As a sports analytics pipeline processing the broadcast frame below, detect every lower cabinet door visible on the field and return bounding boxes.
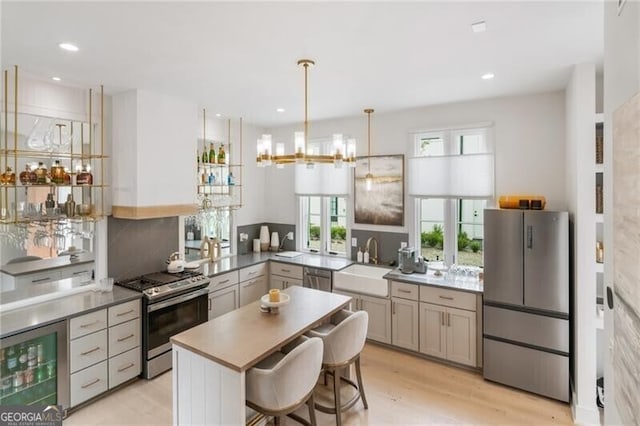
[391,297,419,351]
[419,302,446,359]
[209,285,239,320]
[239,276,268,307]
[109,347,141,389]
[269,275,286,291]
[70,360,108,407]
[360,294,391,344]
[445,307,477,367]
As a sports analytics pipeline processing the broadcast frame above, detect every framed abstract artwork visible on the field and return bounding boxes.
[354,154,404,226]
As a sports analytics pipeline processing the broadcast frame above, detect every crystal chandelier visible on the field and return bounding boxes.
[256,59,356,169]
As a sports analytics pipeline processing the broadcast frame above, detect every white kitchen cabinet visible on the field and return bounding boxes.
[239,275,268,307]
[333,289,391,344]
[392,297,419,351]
[419,299,477,367]
[208,284,239,319]
[391,281,420,351]
[270,261,303,291]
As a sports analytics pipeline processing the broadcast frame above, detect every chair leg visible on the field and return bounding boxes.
[274,415,281,426]
[307,393,317,426]
[355,357,368,410]
[323,370,328,386]
[333,368,342,426]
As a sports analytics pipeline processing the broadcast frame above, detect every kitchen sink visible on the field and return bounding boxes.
[333,264,391,297]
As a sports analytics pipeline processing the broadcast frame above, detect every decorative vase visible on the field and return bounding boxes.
[270,232,279,252]
[259,225,270,252]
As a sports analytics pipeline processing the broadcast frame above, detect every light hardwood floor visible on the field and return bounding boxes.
[65,343,572,425]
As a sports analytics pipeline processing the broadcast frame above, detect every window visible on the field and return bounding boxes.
[299,196,348,256]
[414,127,491,267]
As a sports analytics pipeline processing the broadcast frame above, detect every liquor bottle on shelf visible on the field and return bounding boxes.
[19,164,37,185]
[202,144,208,164]
[1,166,16,185]
[217,144,226,164]
[76,165,93,185]
[1,349,12,396]
[227,172,235,186]
[63,168,71,185]
[208,143,216,164]
[50,160,65,184]
[208,172,215,186]
[35,162,47,185]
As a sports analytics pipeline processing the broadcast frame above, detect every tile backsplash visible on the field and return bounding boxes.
[350,230,409,266]
[237,223,296,254]
[108,216,179,280]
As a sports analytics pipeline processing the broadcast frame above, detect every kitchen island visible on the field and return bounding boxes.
[170,286,351,425]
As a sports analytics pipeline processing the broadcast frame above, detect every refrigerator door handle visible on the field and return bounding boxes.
[526,225,533,249]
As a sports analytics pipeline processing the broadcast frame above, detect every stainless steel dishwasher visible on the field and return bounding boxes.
[303,267,332,292]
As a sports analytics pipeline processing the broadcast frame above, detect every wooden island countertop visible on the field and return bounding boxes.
[171,286,351,372]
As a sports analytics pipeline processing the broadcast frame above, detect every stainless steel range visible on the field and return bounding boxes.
[116,270,210,379]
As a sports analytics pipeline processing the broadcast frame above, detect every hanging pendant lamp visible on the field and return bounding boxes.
[364,108,375,191]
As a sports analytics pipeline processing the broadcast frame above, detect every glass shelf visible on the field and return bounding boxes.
[0,184,109,189]
[1,149,108,160]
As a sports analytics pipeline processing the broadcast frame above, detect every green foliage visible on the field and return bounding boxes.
[470,240,481,253]
[457,231,470,251]
[421,224,443,249]
[309,225,320,240]
[331,226,347,241]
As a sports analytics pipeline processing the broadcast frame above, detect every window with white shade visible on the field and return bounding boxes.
[299,196,348,255]
[411,126,493,267]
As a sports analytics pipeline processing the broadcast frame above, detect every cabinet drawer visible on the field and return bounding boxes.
[70,360,108,407]
[391,281,419,300]
[270,262,303,279]
[61,263,94,280]
[108,347,141,389]
[16,270,62,286]
[70,309,107,340]
[108,318,141,358]
[70,329,108,374]
[208,271,239,291]
[420,286,476,311]
[239,262,268,282]
[108,300,140,326]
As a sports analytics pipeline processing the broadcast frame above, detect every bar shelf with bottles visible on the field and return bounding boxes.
[1,333,58,406]
[0,66,107,225]
[195,113,243,209]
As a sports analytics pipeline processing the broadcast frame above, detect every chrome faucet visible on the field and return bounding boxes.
[366,237,379,264]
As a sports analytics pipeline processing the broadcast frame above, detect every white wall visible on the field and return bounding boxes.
[262,91,567,236]
[603,1,640,424]
[565,63,598,425]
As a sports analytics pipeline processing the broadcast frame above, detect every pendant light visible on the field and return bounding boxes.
[364,108,374,191]
[256,59,356,168]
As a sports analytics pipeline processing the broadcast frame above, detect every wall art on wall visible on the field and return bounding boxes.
[354,154,404,226]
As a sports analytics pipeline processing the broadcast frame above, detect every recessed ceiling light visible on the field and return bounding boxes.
[215,113,222,117]
[51,77,61,81]
[276,108,285,113]
[471,21,487,33]
[481,73,495,80]
[58,42,79,52]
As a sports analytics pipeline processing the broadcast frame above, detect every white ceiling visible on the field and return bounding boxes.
[2,1,603,127]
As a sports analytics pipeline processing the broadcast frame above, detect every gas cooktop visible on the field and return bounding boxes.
[116,270,209,301]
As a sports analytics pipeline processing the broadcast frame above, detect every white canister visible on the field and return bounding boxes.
[270,232,280,251]
[253,239,261,253]
[259,225,270,252]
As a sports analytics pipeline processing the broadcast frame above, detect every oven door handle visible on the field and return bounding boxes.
[147,287,210,312]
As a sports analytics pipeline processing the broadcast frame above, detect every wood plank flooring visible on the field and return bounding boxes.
[65,343,572,425]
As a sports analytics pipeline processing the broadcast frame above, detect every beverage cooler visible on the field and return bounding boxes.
[1,321,68,408]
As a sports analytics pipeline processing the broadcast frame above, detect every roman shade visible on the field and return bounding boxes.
[294,163,350,196]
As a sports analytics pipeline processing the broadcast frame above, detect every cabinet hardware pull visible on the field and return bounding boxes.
[80,346,101,356]
[441,312,444,326]
[81,378,101,389]
[79,320,100,328]
[281,269,291,273]
[118,363,135,372]
[219,279,230,284]
[117,334,135,342]
[447,313,451,327]
[248,271,257,275]
[116,309,134,317]
[392,301,396,315]
[72,270,89,275]
[398,289,411,294]
[438,295,454,300]
[208,298,212,311]
[32,277,51,283]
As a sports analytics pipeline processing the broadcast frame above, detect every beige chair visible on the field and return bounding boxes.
[246,336,323,426]
[307,309,369,426]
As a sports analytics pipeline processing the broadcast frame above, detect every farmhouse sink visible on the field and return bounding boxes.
[333,264,391,297]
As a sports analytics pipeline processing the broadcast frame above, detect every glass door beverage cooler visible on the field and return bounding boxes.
[0,321,68,409]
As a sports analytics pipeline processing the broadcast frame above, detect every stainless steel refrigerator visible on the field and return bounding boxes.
[483,208,569,402]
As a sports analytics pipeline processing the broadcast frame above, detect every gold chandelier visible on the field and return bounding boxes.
[256,59,356,169]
